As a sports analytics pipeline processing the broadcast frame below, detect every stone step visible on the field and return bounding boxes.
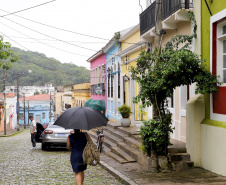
[168,153,191,163]
[88,130,117,149]
[107,122,122,129]
[105,151,129,164]
[103,130,123,144]
[124,136,141,151]
[105,127,127,142]
[117,142,151,170]
[171,161,194,171]
[111,146,136,163]
[168,147,187,153]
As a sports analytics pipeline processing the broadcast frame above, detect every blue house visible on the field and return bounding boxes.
[19,94,54,125]
[103,28,134,121]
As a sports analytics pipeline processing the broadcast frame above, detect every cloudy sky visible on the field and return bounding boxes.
[0,0,145,69]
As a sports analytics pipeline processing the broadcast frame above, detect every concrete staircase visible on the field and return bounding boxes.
[88,121,194,171]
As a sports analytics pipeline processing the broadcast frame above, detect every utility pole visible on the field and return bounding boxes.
[23,94,26,129]
[3,70,6,135]
[49,92,51,123]
[16,74,20,131]
[27,100,29,126]
[151,0,163,173]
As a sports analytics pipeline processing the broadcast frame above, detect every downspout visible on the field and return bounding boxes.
[204,0,212,16]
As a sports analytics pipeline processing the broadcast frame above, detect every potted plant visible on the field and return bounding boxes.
[118,104,132,127]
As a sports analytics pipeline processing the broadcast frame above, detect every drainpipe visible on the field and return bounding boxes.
[204,0,212,16]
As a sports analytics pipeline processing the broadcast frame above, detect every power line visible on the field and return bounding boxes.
[0,8,109,41]
[0,0,57,17]
[0,31,102,78]
[0,21,90,57]
[2,16,98,52]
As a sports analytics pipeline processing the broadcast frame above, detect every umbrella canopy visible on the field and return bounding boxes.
[54,107,108,130]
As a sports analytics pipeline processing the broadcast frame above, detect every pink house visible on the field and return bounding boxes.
[87,50,107,113]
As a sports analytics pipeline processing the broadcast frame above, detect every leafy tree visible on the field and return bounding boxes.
[130,12,221,157]
[0,47,90,86]
[34,91,40,95]
[0,36,18,70]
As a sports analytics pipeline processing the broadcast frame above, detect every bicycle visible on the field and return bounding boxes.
[96,129,104,153]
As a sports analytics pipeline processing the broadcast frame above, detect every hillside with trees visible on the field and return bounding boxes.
[1,47,90,87]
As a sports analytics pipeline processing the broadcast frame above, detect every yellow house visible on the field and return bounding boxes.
[72,83,91,107]
[118,24,149,126]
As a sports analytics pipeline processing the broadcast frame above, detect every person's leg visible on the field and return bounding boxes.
[31,133,36,147]
[81,171,85,184]
[75,172,83,185]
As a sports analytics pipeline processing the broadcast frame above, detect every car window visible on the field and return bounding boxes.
[47,125,63,129]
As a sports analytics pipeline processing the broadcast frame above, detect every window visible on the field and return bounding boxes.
[210,9,226,120]
[118,62,120,99]
[223,40,226,83]
[108,74,110,98]
[111,67,113,98]
[42,113,45,119]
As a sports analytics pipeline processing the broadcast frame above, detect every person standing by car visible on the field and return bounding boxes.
[29,116,37,149]
[67,129,91,185]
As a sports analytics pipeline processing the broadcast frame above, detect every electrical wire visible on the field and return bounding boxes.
[0,31,103,78]
[0,8,109,41]
[0,0,57,18]
[2,16,98,52]
[0,8,142,46]
[0,21,90,57]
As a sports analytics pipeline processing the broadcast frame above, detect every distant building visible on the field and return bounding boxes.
[63,84,73,110]
[72,83,91,107]
[0,93,17,131]
[19,94,54,125]
[5,83,55,97]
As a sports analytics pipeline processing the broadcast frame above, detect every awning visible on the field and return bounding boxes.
[85,99,105,111]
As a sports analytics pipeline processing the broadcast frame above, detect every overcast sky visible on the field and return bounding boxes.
[0,0,145,69]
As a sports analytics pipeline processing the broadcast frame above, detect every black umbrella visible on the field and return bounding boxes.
[54,107,108,130]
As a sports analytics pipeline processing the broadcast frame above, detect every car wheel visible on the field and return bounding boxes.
[42,143,47,150]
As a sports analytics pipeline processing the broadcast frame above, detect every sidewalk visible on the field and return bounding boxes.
[0,125,27,137]
[98,120,226,185]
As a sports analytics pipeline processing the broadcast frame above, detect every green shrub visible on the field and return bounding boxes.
[118,104,132,118]
[140,113,173,156]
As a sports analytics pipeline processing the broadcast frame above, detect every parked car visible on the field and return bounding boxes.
[41,124,74,150]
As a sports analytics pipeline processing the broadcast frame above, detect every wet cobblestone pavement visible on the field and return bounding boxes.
[0,129,124,185]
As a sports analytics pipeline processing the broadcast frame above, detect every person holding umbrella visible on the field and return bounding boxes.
[54,106,108,184]
[67,129,92,185]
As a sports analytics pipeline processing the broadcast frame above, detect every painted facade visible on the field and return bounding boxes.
[0,93,17,131]
[186,0,226,177]
[103,37,122,121]
[19,94,54,125]
[54,91,64,120]
[140,0,195,142]
[119,25,149,126]
[63,84,73,109]
[87,50,107,112]
[72,83,91,107]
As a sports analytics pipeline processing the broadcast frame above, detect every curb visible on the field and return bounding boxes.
[0,129,27,137]
[99,160,139,185]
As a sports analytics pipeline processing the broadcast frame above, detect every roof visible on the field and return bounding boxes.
[0,93,16,98]
[19,94,54,101]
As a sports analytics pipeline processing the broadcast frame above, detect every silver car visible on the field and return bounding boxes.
[41,124,73,150]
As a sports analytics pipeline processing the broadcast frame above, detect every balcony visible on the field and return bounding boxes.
[140,0,194,36]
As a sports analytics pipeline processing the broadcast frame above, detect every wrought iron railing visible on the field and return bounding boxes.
[140,1,156,36]
[140,0,194,36]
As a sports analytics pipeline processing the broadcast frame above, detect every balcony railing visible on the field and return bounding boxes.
[140,0,194,36]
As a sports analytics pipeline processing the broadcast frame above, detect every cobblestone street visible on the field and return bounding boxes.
[0,129,124,185]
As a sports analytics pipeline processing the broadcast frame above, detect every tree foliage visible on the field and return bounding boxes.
[130,12,221,156]
[0,47,90,87]
[0,36,18,70]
